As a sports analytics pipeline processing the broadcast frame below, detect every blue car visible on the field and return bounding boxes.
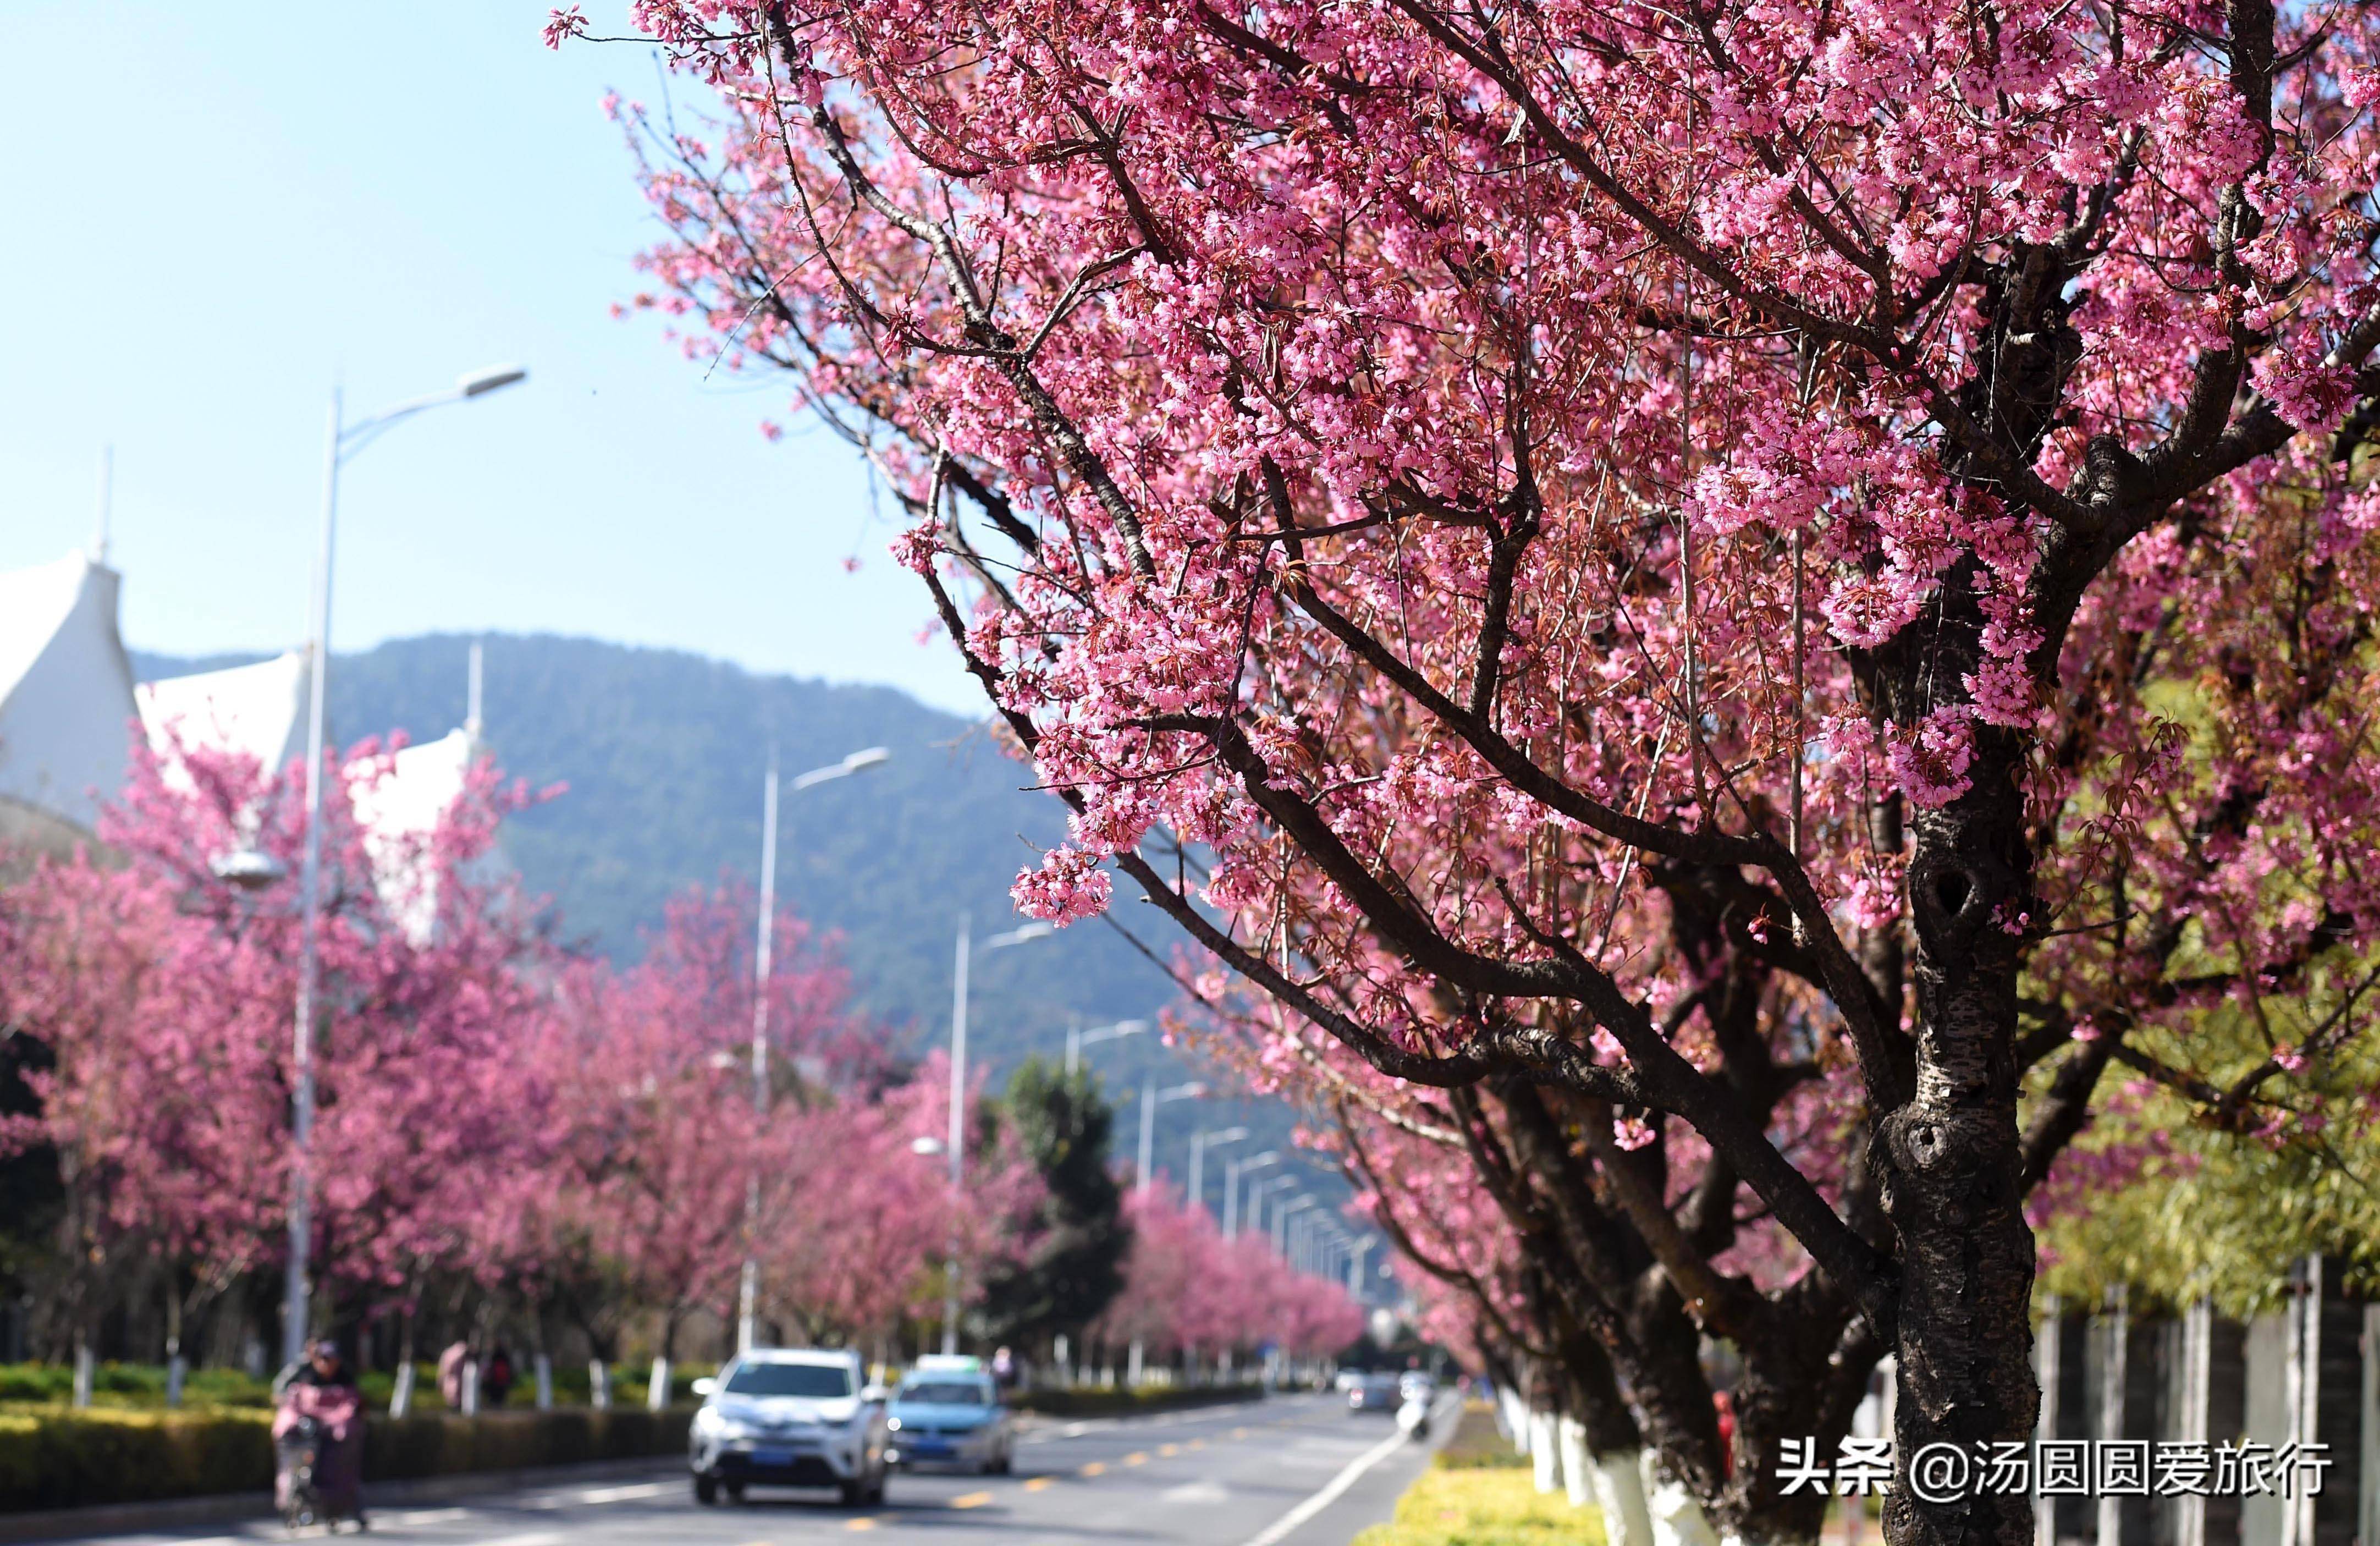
[884,1358,1015,1474]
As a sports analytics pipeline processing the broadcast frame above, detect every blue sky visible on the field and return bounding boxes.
[0,3,979,715]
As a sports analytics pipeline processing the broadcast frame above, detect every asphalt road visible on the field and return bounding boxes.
[48,1392,1451,1546]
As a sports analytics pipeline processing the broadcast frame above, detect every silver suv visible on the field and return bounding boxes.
[688,1349,890,1507]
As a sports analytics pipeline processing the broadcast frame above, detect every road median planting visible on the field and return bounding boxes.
[1353,1402,1595,1546]
[0,1405,691,1514]
[1009,1383,1265,1419]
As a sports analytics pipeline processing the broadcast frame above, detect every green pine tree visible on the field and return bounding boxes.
[977,1057,1130,1358]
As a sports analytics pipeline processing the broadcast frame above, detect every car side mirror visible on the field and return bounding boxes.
[691,1377,717,1398]
[861,1384,888,1403]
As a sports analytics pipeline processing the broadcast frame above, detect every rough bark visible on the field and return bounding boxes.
[1877,730,2040,1545]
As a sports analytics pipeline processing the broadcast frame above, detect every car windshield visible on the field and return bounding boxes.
[899,1380,992,1406]
[723,1361,853,1398]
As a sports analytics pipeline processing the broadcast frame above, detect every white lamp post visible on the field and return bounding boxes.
[1136,1079,1206,1192]
[941,917,1052,1354]
[1187,1127,1248,1218]
[1224,1151,1278,1239]
[1249,1175,1296,1245]
[1347,1236,1375,1297]
[1275,1194,1316,1256]
[283,364,525,1369]
[736,746,890,1354]
[1065,1017,1149,1075]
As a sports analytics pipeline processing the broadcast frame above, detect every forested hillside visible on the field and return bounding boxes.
[136,636,1170,1081]
[129,633,1352,1260]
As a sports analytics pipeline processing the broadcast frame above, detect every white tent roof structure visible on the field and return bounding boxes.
[139,650,497,944]
[0,537,503,928]
[0,551,140,854]
[350,726,505,944]
[135,649,310,780]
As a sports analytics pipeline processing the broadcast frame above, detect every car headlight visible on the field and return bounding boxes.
[885,1416,902,1432]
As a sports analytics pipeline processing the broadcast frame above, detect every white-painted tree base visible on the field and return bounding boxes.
[1529,1409,1561,1493]
[1558,1416,1594,1508]
[1588,1447,1658,1546]
[1639,1449,1722,1546]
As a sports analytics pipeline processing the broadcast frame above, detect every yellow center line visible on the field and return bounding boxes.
[951,1491,995,1510]
[1023,1476,1056,1492]
[1187,1439,1206,1450]
[1229,1427,1251,1439]
[1080,1461,1107,1476]
[1123,1451,1149,1466]
[1159,1443,1179,1457]
[844,1521,878,1533]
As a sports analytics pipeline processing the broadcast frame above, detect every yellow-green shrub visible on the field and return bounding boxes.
[0,1406,692,1514]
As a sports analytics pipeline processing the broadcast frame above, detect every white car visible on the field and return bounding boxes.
[688,1349,890,1507]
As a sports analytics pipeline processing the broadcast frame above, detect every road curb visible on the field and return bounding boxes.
[0,1454,681,1543]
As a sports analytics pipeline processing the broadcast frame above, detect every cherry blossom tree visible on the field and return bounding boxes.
[757,1053,1045,1346]
[575,0,2380,1538]
[0,731,559,1363]
[1093,1185,1363,1366]
[542,888,1038,1365]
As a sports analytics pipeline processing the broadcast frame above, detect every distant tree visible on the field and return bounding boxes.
[2031,985,2380,1316]
[974,1058,1129,1358]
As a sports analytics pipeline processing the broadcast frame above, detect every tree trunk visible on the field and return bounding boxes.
[1722,1306,1878,1544]
[390,1286,419,1417]
[164,1289,186,1410]
[1879,741,2038,1546]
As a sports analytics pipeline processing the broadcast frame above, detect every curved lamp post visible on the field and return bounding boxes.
[283,364,525,1369]
[736,745,891,1354]
[941,918,1052,1354]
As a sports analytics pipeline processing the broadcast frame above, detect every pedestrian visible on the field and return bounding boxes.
[273,1338,368,1528]
[991,1345,1018,1390]
[438,1340,470,1410]
[483,1345,516,1408]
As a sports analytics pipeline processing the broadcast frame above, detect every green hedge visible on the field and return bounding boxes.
[0,1363,271,1409]
[0,1406,692,1514]
[1009,1383,1265,1418]
[0,1360,707,1415]
[363,1408,692,1483]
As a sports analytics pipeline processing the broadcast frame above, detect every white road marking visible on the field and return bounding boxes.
[1161,1479,1231,1504]
[386,1506,471,1525]
[569,1481,673,1503]
[465,1533,565,1546]
[1234,1402,1446,1546]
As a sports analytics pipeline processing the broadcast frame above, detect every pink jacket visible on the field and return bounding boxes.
[273,1380,363,1445]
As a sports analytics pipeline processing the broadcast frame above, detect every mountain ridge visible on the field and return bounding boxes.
[132,634,1169,1077]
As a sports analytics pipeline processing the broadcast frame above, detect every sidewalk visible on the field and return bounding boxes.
[0,1455,680,1544]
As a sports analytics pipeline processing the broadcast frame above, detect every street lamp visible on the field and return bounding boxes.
[1065,1017,1149,1075]
[941,916,1053,1354]
[1136,1079,1206,1192]
[737,745,892,1354]
[1275,1194,1317,1256]
[1250,1175,1296,1244]
[282,362,526,1369]
[1187,1127,1248,1218]
[212,849,288,890]
[1346,1236,1375,1297]
[1224,1151,1278,1239]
